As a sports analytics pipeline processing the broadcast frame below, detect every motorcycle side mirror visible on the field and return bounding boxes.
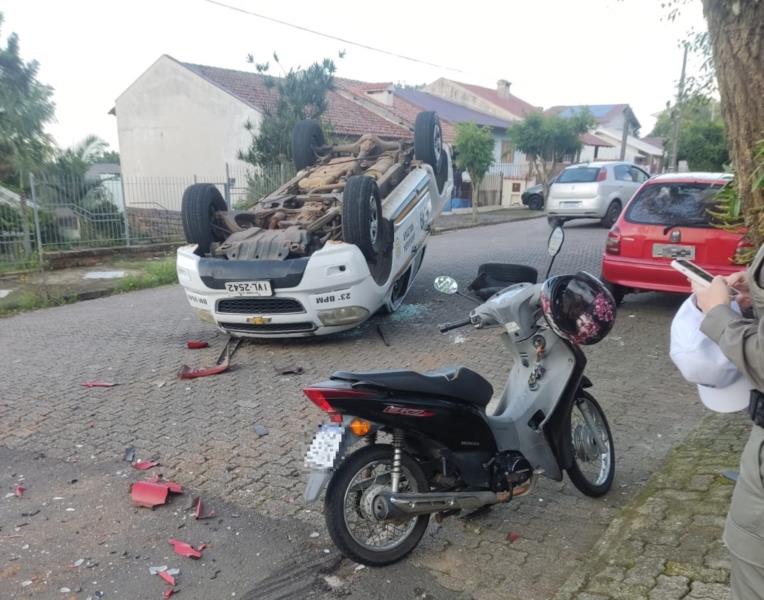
[434,275,459,295]
[547,226,564,257]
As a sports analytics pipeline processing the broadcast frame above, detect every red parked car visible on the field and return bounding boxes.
[601,172,746,304]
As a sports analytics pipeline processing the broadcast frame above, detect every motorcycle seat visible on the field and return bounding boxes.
[331,366,493,408]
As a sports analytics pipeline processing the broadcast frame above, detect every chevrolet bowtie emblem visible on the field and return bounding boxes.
[247,316,271,325]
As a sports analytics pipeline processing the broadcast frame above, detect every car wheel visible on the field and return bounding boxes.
[527,194,544,211]
[435,151,448,193]
[181,183,229,255]
[414,111,443,171]
[292,120,326,171]
[342,176,386,262]
[604,280,627,306]
[601,200,622,229]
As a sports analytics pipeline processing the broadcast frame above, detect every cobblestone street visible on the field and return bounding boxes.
[0,218,721,599]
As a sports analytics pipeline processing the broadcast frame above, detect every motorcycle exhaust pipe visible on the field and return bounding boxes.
[374,490,511,520]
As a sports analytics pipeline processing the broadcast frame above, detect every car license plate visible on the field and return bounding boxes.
[652,244,695,259]
[305,424,345,470]
[224,281,272,296]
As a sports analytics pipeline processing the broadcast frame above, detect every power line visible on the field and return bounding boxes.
[203,0,465,73]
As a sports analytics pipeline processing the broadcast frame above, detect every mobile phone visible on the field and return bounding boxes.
[671,259,714,287]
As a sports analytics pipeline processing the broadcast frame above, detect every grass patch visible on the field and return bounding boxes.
[115,258,177,292]
[0,289,78,316]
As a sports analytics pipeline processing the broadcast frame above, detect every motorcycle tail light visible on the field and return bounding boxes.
[606,226,621,255]
[303,387,374,423]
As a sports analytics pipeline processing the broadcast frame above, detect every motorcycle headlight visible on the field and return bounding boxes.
[317,306,370,326]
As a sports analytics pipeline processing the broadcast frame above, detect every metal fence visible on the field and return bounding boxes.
[0,163,293,272]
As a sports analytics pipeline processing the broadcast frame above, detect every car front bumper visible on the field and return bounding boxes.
[176,243,386,337]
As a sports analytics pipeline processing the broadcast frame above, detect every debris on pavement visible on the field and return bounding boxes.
[507,531,521,543]
[168,538,205,559]
[131,460,159,471]
[163,589,177,599]
[254,424,269,437]
[148,474,183,494]
[130,481,169,508]
[14,484,25,497]
[376,324,391,347]
[158,570,176,586]
[186,340,209,349]
[178,355,230,379]
[80,380,119,388]
[192,497,215,520]
[274,364,304,376]
[123,447,136,463]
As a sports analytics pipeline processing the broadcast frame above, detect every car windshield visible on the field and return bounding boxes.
[625,182,724,226]
[557,167,600,183]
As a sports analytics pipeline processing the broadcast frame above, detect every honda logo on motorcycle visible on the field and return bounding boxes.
[383,405,435,417]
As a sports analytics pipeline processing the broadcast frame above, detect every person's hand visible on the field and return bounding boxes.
[692,276,731,313]
[726,271,753,310]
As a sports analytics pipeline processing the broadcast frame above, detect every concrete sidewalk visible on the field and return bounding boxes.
[433,207,544,233]
[555,413,749,600]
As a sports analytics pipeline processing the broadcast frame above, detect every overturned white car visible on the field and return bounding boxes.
[176,111,453,337]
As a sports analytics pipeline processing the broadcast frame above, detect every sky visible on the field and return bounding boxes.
[1,0,708,151]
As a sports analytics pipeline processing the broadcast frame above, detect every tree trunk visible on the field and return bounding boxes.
[471,177,481,224]
[702,0,764,248]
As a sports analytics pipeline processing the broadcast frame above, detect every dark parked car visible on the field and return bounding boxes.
[521,175,558,211]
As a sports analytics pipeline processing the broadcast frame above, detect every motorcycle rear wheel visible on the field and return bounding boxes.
[324,444,430,566]
[565,392,615,497]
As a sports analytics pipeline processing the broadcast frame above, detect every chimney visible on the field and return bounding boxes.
[496,79,512,99]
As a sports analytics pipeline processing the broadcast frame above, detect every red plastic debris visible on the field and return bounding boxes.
[131,460,159,471]
[80,380,118,388]
[148,474,184,494]
[168,538,204,559]
[163,589,177,599]
[193,497,215,520]
[158,570,176,586]
[130,481,169,508]
[507,531,521,543]
[186,340,209,349]
[15,485,25,497]
[177,356,230,380]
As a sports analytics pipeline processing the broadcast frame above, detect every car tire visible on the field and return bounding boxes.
[527,194,544,211]
[292,119,325,171]
[601,200,622,229]
[414,111,443,171]
[181,183,228,255]
[604,280,627,306]
[342,175,385,262]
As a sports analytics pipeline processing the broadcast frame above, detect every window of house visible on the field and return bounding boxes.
[500,140,514,163]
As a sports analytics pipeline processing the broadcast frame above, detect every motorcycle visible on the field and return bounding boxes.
[302,227,616,566]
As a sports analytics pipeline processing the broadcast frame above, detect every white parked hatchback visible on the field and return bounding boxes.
[546,161,650,228]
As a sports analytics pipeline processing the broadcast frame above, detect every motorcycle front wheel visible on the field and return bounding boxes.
[565,392,615,497]
[324,444,430,566]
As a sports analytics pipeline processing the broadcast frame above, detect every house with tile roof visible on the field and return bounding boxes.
[110,55,412,196]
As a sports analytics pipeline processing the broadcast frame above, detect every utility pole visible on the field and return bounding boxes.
[668,44,688,173]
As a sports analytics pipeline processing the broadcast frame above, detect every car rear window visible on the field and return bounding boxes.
[557,167,600,183]
[625,182,724,226]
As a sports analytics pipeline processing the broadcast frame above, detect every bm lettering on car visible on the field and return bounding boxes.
[382,405,435,417]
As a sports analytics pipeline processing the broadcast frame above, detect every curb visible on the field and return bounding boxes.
[432,212,545,235]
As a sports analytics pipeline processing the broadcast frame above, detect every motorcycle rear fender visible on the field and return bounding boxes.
[304,419,363,504]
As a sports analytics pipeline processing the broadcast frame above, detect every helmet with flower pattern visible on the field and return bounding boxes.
[540,272,616,345]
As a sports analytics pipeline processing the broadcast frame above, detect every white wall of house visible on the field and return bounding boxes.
[114,56,259,206]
